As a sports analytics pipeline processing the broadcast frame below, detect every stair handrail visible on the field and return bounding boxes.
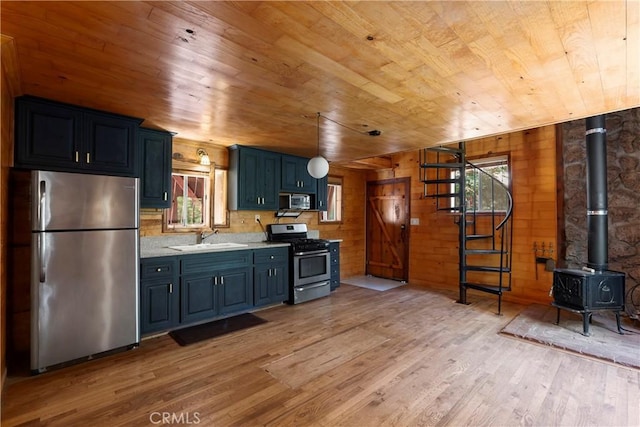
[464,160,513,231]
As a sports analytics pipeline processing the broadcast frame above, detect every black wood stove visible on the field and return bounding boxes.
[552,115,625,336]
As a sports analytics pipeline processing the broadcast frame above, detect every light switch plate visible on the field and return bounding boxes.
[410,218,419,225]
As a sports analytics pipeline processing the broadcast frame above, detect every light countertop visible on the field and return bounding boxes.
[141,241,290,258]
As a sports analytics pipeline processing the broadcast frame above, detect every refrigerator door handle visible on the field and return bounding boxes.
[38,180,46,231]
[38,234,46,283]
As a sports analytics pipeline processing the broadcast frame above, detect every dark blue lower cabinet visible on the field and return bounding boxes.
[254,263,288,307]
[141,280,179,334]
[218,268,253,315]
[181,267,253,322]
[330,242,341,291]
[140,257,179,335]
[181,274,218,324]
[141,248,286,335]
[254,247,288,307]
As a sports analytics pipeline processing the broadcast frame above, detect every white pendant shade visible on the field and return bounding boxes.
[307,155,329,179]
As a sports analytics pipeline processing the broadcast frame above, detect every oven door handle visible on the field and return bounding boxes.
[295,281,330,291]
[293,249,329,256]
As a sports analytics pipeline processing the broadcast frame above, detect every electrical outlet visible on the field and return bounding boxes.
[254,214,260,223]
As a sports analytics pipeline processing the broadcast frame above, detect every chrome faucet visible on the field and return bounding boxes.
[199,229,219,243]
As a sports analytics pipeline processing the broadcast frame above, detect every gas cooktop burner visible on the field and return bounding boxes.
[266,223,329,252]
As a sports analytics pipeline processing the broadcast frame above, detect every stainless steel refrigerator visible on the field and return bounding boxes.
[29,170,140,373]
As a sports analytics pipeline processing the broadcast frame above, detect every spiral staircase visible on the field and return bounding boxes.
[420,142,514,314]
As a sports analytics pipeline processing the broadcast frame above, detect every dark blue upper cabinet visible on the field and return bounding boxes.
[14,96,142,177]
[281,154,315,194]
[139,128,172,208]
[228,145,280,210]
[316,175,328,211]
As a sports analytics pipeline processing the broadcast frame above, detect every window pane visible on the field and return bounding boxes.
[186,176,205,224]
[166,171,210,229]
[321,179,342,222]
[451,155,509,212]
[467,157,509,212]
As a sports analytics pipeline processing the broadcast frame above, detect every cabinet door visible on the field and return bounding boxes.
[84,111,139,176]
[218,267,253,315]
[260,151,280,209]
[281,155,300,192]
[238,148,261,209]
[271,262,288,302]
[281,154,314,193]
[316,175,328,211]
[181,274,218,323]
[14,97,82,170]
[141,280,179,334]
[139,128,172,208]
[253,264,272,307]
[254,262,287,307]
[297,159,315,192]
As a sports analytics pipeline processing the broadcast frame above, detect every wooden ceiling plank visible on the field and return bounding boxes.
[187,1,282,45]
[1,1,637,162]
[626,0,640,104]
[275,34,403,105]
[559,18,606,114]
[1,35,22,97]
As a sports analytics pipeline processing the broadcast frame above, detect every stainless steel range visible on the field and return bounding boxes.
[267,223,331,304]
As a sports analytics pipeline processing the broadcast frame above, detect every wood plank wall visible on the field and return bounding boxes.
[367,125,558,305]
[1,36,20,390]
[140,138,368,279]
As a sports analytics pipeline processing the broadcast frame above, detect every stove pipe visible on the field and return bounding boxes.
[585,115,608,272]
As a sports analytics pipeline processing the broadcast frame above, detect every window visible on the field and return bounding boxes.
[320,176,343,222]
[165,171,210,229]
[451,155,510,212]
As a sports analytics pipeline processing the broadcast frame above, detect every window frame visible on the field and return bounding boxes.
[164,168,211,231]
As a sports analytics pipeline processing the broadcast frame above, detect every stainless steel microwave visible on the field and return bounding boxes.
[279,193,311,210]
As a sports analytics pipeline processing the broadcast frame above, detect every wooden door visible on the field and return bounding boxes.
[366,178,410,281]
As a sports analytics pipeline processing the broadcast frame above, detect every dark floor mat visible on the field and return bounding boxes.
[169,313,267,346]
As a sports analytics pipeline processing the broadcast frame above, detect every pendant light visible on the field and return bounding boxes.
[307,112,330,179]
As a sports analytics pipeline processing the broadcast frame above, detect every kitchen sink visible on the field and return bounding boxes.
[168,242,249,251]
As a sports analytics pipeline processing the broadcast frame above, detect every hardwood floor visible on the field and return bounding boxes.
[2,284,639,426]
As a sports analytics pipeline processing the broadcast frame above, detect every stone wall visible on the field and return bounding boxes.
[561,108,640,313]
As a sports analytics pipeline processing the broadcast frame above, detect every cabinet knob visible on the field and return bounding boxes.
[270,255,274,259]
[156,267,162,272]
[86,152,91,163]
[163,192,168,201]
[75,151,79,163]
[169,283,173,293]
